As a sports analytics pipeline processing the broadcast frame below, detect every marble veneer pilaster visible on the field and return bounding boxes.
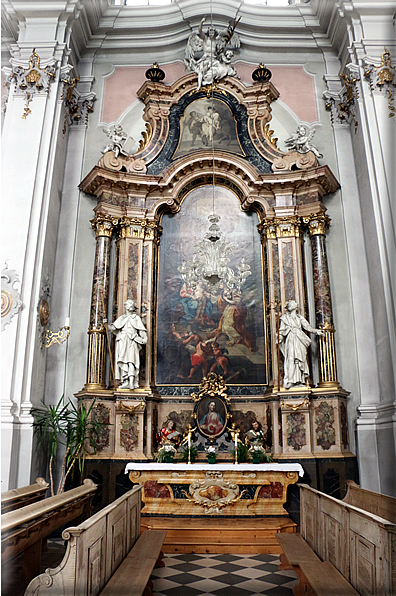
[86,213,117,389]
[304,214,339,389]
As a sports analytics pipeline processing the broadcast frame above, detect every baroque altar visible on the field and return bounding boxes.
[126,462,303,516]
[77,35,358,510]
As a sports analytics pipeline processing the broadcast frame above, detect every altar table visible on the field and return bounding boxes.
[125,463,303,516]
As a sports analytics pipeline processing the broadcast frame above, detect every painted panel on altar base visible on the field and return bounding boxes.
[156,185,267,386]
[173,98,243,160]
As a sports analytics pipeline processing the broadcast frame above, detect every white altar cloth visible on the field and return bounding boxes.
[125,462,304,477]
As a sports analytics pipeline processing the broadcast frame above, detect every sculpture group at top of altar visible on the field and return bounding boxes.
[278,300,324,390]
[107,299,147,390]
[185,17,240,90]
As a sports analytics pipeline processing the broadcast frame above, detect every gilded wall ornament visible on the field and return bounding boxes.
[61,76,96,134]
[364,48,396,119]
[324,66,360,131]
[1,263,23,331]
[2,49,57,119]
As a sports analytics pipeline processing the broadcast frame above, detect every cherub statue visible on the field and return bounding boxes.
[185,17,240,91]
[284,125,323,159]
[102,124,129,158]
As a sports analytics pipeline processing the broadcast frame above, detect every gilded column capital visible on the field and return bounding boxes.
[303,214,331,236]
[118,216,162,241]
[258,216,302,239]
[90,213,118,238]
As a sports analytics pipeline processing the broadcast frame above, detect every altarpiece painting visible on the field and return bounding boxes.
[156,185,267,386]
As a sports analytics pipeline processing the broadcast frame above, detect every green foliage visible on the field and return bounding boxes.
[231,441,249,463]
[32,396,106,495]
[178,446,198,462]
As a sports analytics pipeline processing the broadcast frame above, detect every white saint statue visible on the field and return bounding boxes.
[107,299,147,390]
[278,300,324,389]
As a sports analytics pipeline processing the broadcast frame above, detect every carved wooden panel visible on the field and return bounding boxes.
[350,534,376,596]
[323,513,340,568]
[87,536,104,596]
[105,501,127,580]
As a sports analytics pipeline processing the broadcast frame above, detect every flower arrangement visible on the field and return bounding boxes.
[205,446,217,464]
[249,444,272,464]
[155,444,176,463]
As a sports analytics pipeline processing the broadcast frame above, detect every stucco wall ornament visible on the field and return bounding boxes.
[101,124,130,158]
[324,67,360,131]
[61,76,96,134]
[364,48,396,119]
[2,49,56,119]
[185,17,240,91]
[1,262,23,331]
[272,125,322,172]
[284,126,323,159]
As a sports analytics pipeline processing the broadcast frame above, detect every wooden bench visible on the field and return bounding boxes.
[1,478,49,514]
[277,533,359,596]
[25,485,144,595]
[99,529,167,596]
[1,479,96,582]
[343,479,396,524]
[300,483,396,596]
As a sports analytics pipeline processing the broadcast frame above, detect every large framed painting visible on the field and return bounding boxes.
[172,98,244,160]
[156,185,267,386]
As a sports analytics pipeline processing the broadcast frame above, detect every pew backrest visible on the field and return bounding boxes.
[343,479,396,524]
[1,478,49,514]
[25,485,142,596]
[300,483,396,596]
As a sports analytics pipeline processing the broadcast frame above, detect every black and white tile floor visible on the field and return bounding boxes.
[151,553,297,596]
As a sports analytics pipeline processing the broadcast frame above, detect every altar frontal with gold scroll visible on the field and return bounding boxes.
[126,462,303,516]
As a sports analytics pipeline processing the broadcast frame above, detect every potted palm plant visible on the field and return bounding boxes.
[32,396,104,496]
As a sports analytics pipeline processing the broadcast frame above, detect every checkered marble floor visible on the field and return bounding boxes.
[151,553,297,596]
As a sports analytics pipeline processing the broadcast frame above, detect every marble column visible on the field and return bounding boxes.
[86,213,118,389]
[259,215,307,390]
[304,214,339,388]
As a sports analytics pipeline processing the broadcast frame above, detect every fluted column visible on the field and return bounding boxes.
[86,213,118,389]
[304,213,339,388]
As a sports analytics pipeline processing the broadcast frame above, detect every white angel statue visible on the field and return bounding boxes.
[185,17,240,91]
[102,124,129,158]
[284,125,323,159]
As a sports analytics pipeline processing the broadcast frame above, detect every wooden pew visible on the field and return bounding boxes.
[99,529,167,596]
[25,485,145,595]
[277,533,359,596]
[1,478,49,514]
[343,479,396,524]
[299,483,396,596]
[1,479,96,582]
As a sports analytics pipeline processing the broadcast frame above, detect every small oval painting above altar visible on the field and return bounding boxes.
[196,396,227,439]
[172,98,244,160]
